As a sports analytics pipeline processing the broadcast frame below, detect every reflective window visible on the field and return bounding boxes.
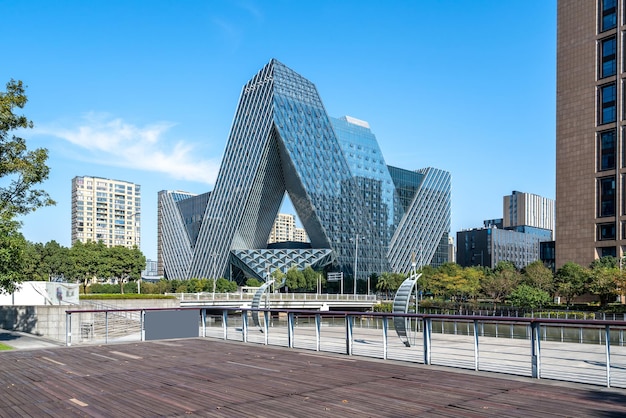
[598,130,616,170]
[598,176,616,217]
[600,37,616,78]
[601,0,617,32]
[599,246,617,258]
[600,84,617,124]
[598,222,616,240]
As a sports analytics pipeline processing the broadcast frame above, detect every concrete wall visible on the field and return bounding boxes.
[0,298,180,342]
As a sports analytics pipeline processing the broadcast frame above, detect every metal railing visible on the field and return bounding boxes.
[165,292,377,302]
[64,307,626,388]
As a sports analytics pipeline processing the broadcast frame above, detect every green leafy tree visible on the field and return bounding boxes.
[481,262,521,303]
[302,266,318,292]
[588,266,618,307]
[508,284,551,309]
[521,260,554,294]
[69,241,107,293]
[246,278,263,288]
[285,266,305,291]
[554,262,589,306]
[0,80,54,217]
[22,241,46,281]
[0,215,27,293]
[589,256,618,269]
[375,272,394,299]
[108,246,146,294]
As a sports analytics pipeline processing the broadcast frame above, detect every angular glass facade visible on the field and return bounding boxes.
[159,59,451,281]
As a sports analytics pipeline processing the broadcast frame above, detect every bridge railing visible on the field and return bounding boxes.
[166,292,377,302]
[64,307,626,389]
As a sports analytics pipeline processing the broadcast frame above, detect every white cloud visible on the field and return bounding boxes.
[36,113,220,185]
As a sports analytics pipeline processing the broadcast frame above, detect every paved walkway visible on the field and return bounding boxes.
[0,329,62,350]
[0,338,625,417]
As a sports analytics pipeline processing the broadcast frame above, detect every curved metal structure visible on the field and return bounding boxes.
[251,280,275,331]
[392,273,421,347]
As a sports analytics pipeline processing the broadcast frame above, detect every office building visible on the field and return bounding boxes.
[556,1,623,267]
[159,59,450,282]
[504,191,555,235]
[457,191,554,269]
[71,176,141,249]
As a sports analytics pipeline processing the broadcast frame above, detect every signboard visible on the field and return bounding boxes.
[327,272,343,282]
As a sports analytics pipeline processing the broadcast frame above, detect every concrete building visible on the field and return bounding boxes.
[504,190,555,236]
[159,59,451,282]
[457,191,554,269]
[71,176,141,249]
[268,213,309,244]
[556,0,622,267]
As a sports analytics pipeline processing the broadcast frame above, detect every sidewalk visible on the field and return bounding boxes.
[0,329,63,350]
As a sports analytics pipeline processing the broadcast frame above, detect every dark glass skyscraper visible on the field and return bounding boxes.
[159,59,450,282]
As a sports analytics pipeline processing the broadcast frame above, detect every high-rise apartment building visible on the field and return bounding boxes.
[71,176,141,249]
[268,213,309,244]
[557,1,622,267]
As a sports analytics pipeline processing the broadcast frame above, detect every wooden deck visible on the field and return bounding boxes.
[0,338,624,417]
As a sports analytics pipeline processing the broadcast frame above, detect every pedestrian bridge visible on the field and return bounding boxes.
[167,292,379,311]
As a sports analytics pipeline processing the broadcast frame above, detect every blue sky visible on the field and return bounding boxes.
[2,1,556,261]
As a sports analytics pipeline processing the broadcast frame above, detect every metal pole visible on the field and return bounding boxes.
[474,320,479,371]
[354,234,359,296]
[315,314,321,352]
[66,312,71,346]
[382,316,388,360]
[423,317,432,365]
[606,325,611,387]
[201,309,206,338]
[105,311,109,344]
[346,315,354,355]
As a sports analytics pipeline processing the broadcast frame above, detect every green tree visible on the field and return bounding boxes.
[108,246,146,294]
[246,278,263,288]
[0,80,54,217]
[69,241,107,293]
[588,266,619,307]
[521,260,554,294]
[554,262,589,306]
[0,215,27,293]
[375,272,394,299]
[481,262,521,303]
[508,284,551,309]
[302,266,318,292]
[285,266,305,291]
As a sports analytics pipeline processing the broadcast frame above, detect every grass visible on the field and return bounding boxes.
[0,343,13,351]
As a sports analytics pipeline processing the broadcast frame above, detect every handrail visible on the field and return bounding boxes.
[64,306,626,389]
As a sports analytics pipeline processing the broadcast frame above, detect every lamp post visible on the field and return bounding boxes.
[211,252,218,299]
[351,234,366,296]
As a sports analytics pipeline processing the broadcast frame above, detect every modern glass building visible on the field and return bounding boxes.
[159,59,450,282]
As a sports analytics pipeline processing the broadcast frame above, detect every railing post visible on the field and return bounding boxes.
[346,315,353,355]
[242,310,248,343]
[288,312,295,349]
[474,320,479,371]
[382,316,388,360]
[222,310,228,340]
[201,309,206,338]
[105,311,109,344]
[140,310,145,342]
[315,314,321,352]
[264,310,270,345]
[606,325,611,388]
[531,321,540,379]
[66,312,71,346]
[423,317,432,365]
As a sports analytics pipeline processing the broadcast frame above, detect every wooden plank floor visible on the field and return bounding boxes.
[0,338,624,417]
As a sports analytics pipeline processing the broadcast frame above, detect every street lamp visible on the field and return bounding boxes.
[211,252,219,299]
[351,234,366,296]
